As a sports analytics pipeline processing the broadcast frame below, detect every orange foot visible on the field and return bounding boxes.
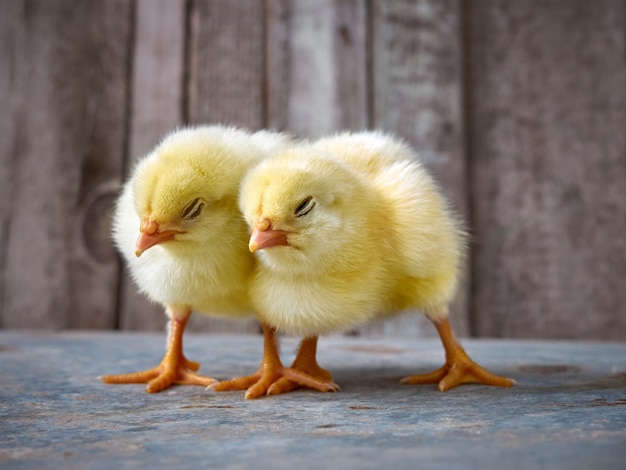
[101,353,216,393]
[264,336,337,396]
[212,328,339,399]
[401,317,515,391]
[100,310,216,393]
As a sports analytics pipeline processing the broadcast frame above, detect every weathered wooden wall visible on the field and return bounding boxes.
[465,0,626,339]
[1,0,132,331]
[0,0,624,340]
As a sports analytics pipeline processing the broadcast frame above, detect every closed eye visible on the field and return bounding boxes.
[182,198,204,219]
[294,196,315,217]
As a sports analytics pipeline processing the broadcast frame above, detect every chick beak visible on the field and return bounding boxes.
[135,219,181,257]
[249,218,289,253]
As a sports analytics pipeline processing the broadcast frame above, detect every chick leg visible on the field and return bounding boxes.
[401,316,515,391]
[266,336,335,396]
[212,324,339,399]
[101,306,216,393]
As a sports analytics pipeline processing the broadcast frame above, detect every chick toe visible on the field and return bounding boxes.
[211,372,263,393]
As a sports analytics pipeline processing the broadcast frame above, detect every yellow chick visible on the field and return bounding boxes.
[224,131,515,398]
[101,125,296,393]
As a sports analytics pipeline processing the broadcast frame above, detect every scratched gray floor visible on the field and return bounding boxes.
[1,331,625,469]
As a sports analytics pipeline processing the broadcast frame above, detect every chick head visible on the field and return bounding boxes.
[132,128,248,257]
[239,147,370,273]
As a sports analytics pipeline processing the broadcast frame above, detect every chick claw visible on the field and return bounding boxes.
[400,346,515,392]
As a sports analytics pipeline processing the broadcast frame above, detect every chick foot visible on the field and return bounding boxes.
[266,336,337,396]
[401,317,515,391]
[101,354,215,393]
[101,312,216,393]
[211,326,339,399]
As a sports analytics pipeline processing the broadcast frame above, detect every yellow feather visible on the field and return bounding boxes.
[240,131,466,337]
[114,125,297,317]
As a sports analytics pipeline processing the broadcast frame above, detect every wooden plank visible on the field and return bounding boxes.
[128,0,186,160]
[119,0,187,332]
[265,0,291,131]
[187,0,266,130]
[3,331,626,469]
[278,0,368,138]
[333,0,369,130]
[466,1,626,339]
[0,0,132,329]
[0,0,22,327]
[182,0,267,333]
[67,3,133,330]
[366,0,469,337]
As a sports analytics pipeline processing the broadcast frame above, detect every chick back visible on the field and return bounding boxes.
[313,132,466,313]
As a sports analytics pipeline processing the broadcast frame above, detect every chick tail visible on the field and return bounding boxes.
[401,317,516,391]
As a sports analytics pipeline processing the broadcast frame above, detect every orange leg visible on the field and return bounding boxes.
[100,306,216,393]
[212,324,339,399]
[401,317,515,391]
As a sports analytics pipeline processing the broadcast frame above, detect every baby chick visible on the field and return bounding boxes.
[226,131,515,397]
[101,125,295,393]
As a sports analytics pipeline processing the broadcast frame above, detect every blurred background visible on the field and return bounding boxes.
[0,0,624,339]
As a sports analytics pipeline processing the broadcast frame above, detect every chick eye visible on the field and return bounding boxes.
[182,198,204,219]
[294,196,315,217]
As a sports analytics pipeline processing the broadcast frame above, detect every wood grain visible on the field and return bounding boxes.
[0,0,22,327]
[366,0,469,337]
[265,0,291,131]
[0,0,132,329]
[187,0,266,130]
[279,0,368,138]
[466,0,626,339]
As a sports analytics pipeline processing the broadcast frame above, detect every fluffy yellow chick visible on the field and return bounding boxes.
[221,131,515,398]
[101,125,296,393]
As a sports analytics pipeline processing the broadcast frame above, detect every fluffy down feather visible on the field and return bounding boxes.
[102,125,296,393]
[241,131,464,336]
[232,131,514,396]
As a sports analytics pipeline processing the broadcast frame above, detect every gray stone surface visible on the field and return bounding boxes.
[1,331,625,469]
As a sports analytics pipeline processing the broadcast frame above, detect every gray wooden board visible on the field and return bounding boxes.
[465,0,626,339]
[0,0,132,330]
[1,331,625,469]
[187,0,266,129]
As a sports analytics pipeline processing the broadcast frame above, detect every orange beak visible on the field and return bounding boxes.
[249,218,289,252]
[135,219,181,257]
